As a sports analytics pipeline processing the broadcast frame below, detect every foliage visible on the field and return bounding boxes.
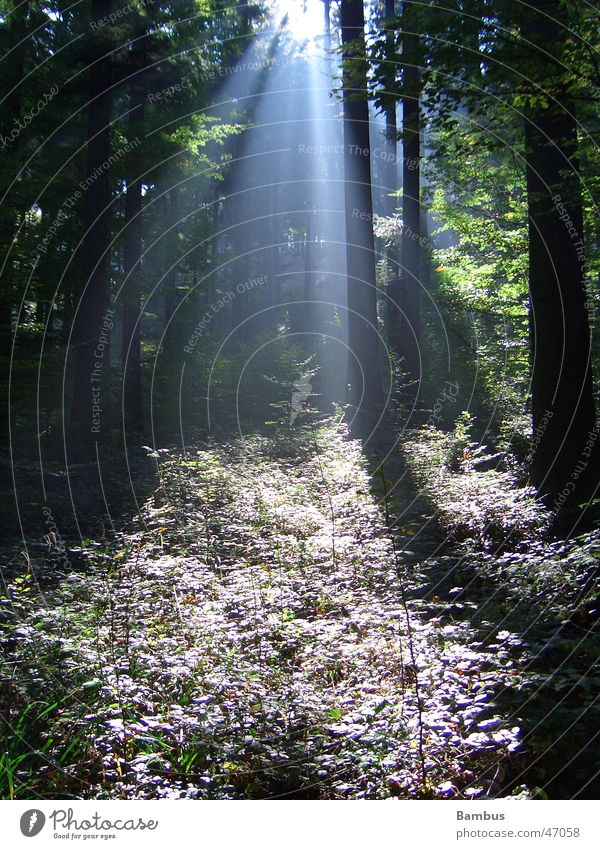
[403,421,549,548]
[2,424,532,800]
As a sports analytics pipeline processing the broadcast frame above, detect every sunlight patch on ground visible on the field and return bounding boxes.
[2,425,524,799]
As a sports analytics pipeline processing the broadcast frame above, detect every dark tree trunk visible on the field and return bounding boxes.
[122,129,144,432]
[122,185,143,431]
[399,0,421,393]
[230,186,247,343]
[522,1,598,509]
[383,0,401,350]
[340,0,383,413]
[384,0,398,219]
[35,203,55,331]
[524,103,596,504]
[229,132,249,344]
[163,182,180,351]
[0,0,29,364]
[69,0,113,457]
[121,19,148,433]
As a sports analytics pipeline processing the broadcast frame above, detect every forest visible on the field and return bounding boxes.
[0,0,599,803]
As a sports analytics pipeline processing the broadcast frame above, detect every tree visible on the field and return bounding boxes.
[121,27,147,434]
[371,0,423,392]
[409,0,599,509]
[69,0,114,458]
[520,1,597,504]
[399,0,421,392]
[340,0,383,415]
[0,0,32,361]
[381,0,402,351]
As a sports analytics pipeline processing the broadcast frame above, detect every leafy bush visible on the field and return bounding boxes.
[404,420,549,548]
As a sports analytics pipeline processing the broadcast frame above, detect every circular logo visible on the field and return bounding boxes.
[20,810,46,837]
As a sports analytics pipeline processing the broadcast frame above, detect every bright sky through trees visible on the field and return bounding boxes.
[275,0,325,41]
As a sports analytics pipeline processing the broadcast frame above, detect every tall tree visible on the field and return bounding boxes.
[382,0,402,350]
[340,0,383,414]
[521,0,597,504]
[121,29,146,434]
[69,0,114,457]
[0,0,30,362]
[409,0,599,508]
[399,0,421,392]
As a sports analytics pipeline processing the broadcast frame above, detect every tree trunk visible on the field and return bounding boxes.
[0,0,29,363]
[267,184,280,328]
[163,182,180,351]
[121,18,148,433]
[122,127,144,432]
[399,0,421,393]
[383,0,401,351]
[323,0,331,37]
[384,0,398,220]
[524,103,596,505]
[522,0,598,509]
[69,0,113,457]
[340,0,383,414]
[303,210,316,338]
[230,184,247,343]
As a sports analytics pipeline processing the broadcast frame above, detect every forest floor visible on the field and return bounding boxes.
[1,420,599,799]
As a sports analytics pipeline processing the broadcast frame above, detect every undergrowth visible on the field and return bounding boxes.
[400,416,600,797]
[403,418,549,549]
[1,421,526,800]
